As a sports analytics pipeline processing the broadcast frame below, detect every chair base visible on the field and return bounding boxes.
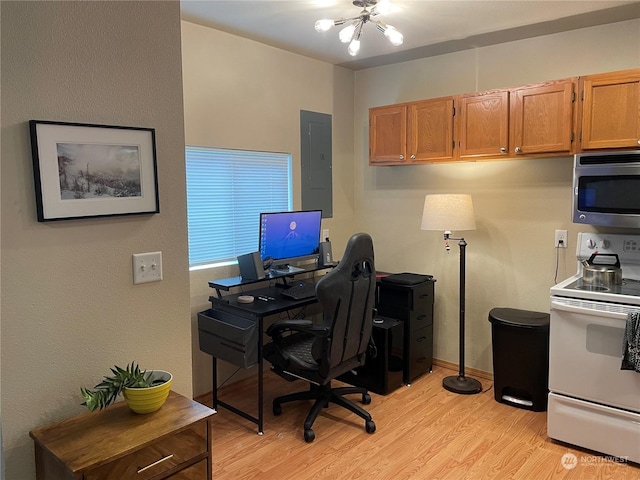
[273,382,376,442]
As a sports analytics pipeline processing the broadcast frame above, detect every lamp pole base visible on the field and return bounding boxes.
[442,375,482,395]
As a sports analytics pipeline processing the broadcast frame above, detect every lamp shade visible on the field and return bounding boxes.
[421,194,476,232]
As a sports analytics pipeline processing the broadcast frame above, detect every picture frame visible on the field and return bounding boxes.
[29,120,159,222]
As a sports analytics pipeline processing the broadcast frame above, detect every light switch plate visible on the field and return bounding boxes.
[132,252,163,284]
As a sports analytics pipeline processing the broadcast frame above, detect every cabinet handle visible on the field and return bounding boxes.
[137,454,174,473]
[514,147,522,153]
[637,139,640,145]
[416,336,427,342]
[500,147,506,154]
[399,154,404,160]
[410,154,416,159]
[417,315,427,321]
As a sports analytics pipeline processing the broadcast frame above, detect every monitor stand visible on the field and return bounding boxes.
[271,264,305,274]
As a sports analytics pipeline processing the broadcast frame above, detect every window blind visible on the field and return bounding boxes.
[185,147,292,267]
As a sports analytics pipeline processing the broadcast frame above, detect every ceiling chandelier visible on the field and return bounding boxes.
[315,0,403,57]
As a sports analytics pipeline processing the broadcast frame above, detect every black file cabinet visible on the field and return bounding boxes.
[376,275,435,385]
[338,316,404,395]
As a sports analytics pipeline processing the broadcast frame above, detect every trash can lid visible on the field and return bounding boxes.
[488,307,549,328]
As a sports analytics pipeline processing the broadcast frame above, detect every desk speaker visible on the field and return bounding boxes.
[237,252,265,280]
[319,241,333,267]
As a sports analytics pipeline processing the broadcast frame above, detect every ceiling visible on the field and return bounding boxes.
[180,1,640,70]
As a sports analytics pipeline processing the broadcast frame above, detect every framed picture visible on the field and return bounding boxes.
[29,120,159,222]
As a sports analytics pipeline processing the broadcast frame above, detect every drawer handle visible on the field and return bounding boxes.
[416,336,427,342]
[417,316,427,321]
[419,294,430,299]
[137,454,174,474]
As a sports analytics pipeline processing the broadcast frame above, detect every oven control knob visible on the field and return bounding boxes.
[601,240,610,249]
[587,238,597,249]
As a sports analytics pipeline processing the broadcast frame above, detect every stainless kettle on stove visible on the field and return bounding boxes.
[581,253,622,286]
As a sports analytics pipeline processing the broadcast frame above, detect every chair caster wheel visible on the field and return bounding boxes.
[362,393,371,405]
[273,403,282,416]
[304,429,315,443]
[365,420,376,434]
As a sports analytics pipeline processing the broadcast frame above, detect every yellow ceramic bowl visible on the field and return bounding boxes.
[123,370,172,414]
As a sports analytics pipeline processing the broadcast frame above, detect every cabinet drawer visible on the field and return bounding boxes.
[376,306,432,329]
[377,282,433,311]
[171,459,209,479]
[406,325,433,382]
[412,287,434,312]
[85,422,207,480]
[408,309,433,330]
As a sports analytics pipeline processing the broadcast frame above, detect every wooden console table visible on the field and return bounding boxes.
[30,391,215,479]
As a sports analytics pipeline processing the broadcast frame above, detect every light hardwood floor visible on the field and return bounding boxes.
[197,366,638,479]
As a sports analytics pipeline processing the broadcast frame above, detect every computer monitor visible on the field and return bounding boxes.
[259,210,322,272]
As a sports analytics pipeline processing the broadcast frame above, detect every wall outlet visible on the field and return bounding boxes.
[322,229,330,242]
[132,251,163,284]
[555,230,568,248]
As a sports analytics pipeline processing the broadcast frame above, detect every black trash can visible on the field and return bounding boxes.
[488,307,550,412]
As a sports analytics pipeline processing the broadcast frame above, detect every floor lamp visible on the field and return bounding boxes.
[421,194,482,395]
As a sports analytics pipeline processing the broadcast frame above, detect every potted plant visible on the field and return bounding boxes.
[81,362,172,414]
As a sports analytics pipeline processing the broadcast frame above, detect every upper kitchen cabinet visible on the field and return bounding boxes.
[369,104,407,164]
[369,97,455,165]
[509,79,576,156]
[457,90,509,160]
[407,98,455,163]
[579,69,640,151]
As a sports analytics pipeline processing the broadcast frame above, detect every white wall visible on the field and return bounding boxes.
[1,3,191,479]
[181,21,356,397]
[353,20,640,373]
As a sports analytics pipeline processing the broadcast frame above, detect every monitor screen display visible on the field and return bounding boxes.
[259,210,322,265]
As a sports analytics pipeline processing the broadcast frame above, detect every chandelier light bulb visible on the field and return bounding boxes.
[339,22,358,43]
[375,0,393,15]
[348,38,361,56]
[315,18,335,32]
[384,25,403,46]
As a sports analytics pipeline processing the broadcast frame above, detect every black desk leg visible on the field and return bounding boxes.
[212,356,218,413]
[258,316,264,435]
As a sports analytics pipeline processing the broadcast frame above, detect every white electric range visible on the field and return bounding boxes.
[549,232,640,463]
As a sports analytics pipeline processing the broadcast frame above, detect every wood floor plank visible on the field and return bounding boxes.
[197,366,639,479]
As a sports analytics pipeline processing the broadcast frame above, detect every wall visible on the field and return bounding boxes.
[181,21,356,397]
[1,2,191,479]
[353,20,640,374]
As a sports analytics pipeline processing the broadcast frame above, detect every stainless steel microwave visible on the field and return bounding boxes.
[573,151,640,228]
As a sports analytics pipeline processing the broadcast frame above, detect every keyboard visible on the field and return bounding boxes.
[281,282,317,300]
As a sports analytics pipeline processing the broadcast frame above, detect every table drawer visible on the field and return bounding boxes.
[85,422,207,480]
[171,459,208,479]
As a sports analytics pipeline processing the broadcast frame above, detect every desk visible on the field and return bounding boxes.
[198,265,333,434]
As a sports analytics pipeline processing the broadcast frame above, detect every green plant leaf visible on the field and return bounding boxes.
[80,361,159,411]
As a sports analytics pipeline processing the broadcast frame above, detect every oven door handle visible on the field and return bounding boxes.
[551,298,634,319]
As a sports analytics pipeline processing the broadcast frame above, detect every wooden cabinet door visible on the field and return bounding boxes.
[458,91,509,159]
[407,97,455,162]
[580,69,640,150]
[510,80,575,156]
[369,104,407,164]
